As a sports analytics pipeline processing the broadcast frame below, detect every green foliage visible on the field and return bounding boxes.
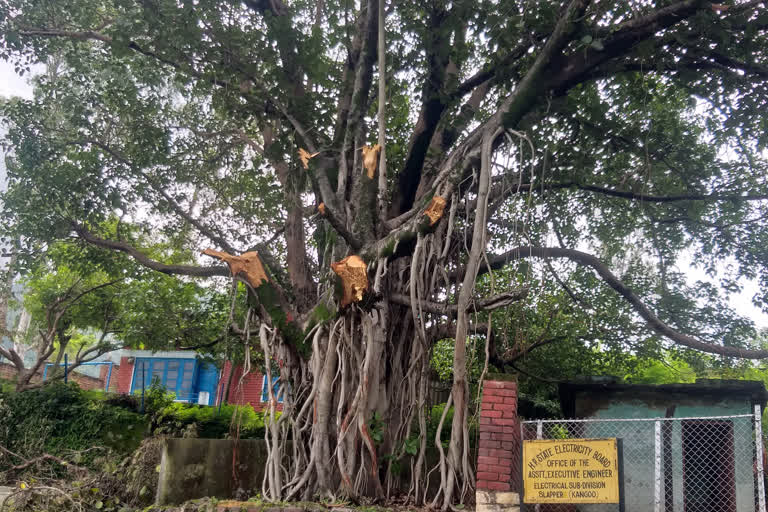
[625,357,697,385]
[426,403,478,448]
[152,402,267,439]
[430,337,485,383]
[135,378,177,415]
[550,424,569,439]
[402,436,419,456]
[0,378,14,393]
[368,411,385,445]
[427,403,454,445]
[0,382,146,474]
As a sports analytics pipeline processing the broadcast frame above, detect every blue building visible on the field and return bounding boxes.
[118,350,220,405]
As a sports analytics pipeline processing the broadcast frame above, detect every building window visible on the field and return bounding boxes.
[132,358,196,401]
[261,375,285,403]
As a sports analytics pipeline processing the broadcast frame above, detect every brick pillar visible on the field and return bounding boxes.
[477,374,520,512]
[116,357,135,394]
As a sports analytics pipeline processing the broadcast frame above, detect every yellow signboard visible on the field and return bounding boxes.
[522,438,620,504]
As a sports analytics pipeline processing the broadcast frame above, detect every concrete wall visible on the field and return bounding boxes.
[156,438,453,505]
[156,439,269,505]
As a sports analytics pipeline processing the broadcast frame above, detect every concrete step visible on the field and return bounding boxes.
[0,486,13,506]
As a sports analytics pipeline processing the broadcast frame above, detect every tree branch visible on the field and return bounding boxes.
[483,178,768,206]
[544,182,768,203]
[75,139,239,254]
[72,224,229,278]
[315,201,363,251]
[482,246,768,359]
[544,0,709,93]
[389,288,528,316]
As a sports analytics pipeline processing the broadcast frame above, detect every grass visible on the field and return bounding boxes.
[0,377,15,392]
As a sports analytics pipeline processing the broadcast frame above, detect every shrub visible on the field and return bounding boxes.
[0,381,146,474]
[427,403,478,447]
[152,402,267,439]
[130,378,176,414]
[103,391,140,411]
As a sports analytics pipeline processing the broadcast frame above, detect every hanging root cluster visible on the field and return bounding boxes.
[236,131,523,509]
[247,237,476,505]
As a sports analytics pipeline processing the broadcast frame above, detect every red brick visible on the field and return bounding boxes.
[479,440,500,449]
[480,417,492,425]
[503,397,518,405]
[213,362,284,413]
[495,389,517,397]
[485,424,504,433]
[485,481,511,491]
[503,426,519,434]
[484,381,516,390]
[480,432,491,440]
[478,448,492,457]
[481,409,502,418]
[481,401,495,410]
[491,433,518,442]
[489,464,513,475]
[482,394,505,403]
[490,449,514,459]
[492,418,518,426]
[117,357,134,394]
[477,456,499,465]
[477,471,499,481]
[493,403,514,411]
[476,480,492,490]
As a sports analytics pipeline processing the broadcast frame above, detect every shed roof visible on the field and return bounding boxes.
[558,378,768,418]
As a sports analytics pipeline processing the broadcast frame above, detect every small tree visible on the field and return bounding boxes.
[0,257,122,391]
[0,232,231,391]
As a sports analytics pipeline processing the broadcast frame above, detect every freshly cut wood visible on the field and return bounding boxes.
[361,144,381,179]
[331,255,369,306]
[424,196,447,226]
[202,249,269,288]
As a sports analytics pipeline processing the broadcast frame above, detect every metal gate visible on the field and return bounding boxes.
[519,407,767,512]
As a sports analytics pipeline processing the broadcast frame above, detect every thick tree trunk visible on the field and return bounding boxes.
[258,285,433,502]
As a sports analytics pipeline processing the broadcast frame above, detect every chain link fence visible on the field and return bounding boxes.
[519,410,766,512]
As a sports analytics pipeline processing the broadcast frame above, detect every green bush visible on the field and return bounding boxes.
[427,403,478,447]
[0,377,14,393]
[152,402,267,439]
[131,378,177,414]
[0,382,146,473]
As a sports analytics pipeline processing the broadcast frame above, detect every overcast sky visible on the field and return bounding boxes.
[1,60,766,329]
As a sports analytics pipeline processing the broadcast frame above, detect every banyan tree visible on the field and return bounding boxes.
[2,0,768,507]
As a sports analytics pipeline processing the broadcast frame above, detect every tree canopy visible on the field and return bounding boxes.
[2,0,768,505]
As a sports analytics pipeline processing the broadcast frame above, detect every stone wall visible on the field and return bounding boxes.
[155,438,452,505]
[156,439,270,505]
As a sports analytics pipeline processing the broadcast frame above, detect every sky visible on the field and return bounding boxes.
[1,60,767,329]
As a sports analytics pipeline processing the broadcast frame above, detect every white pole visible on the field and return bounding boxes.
[755,404,767,512]
[654,420,662,512]
[535,421,543,512]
